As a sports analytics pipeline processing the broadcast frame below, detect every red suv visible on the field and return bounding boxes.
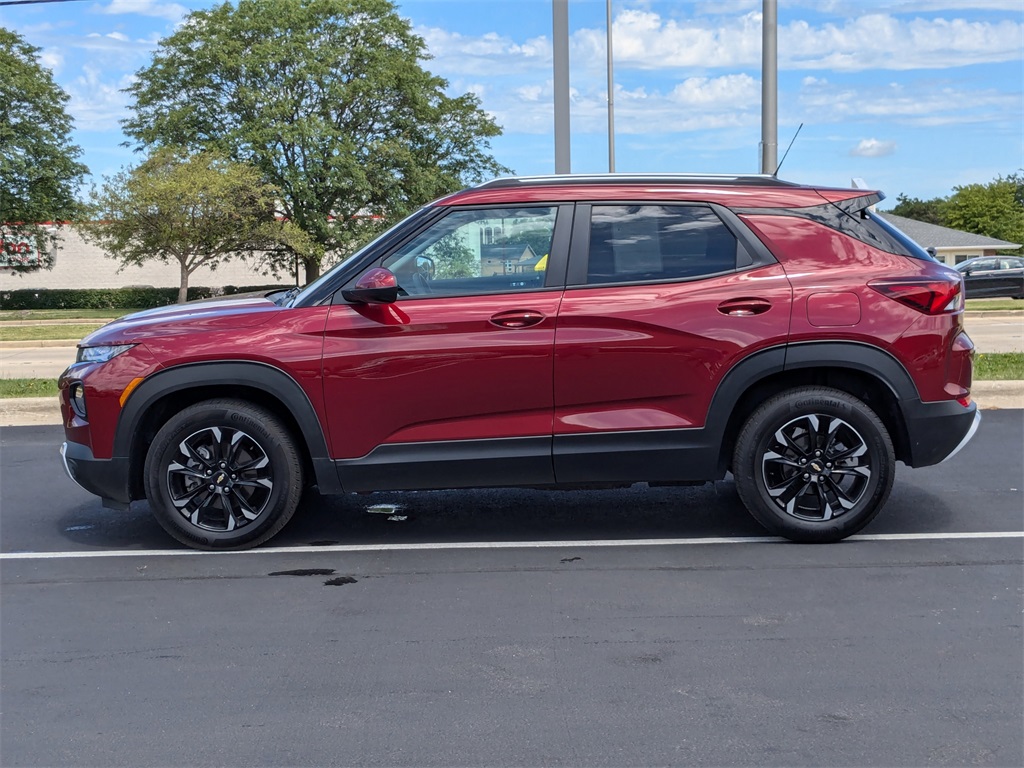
[59,174,979,549]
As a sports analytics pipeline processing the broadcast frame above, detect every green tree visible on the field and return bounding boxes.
[500,227,554,259]
[886,193,947,226]
[123,0,510,282]
[429,233,478,279]
[79,149,309,303]
[944,176,1024,253]
[0,28,88,272]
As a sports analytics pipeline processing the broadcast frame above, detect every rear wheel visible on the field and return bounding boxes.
[732,387,895,542]
[144,399,304,550]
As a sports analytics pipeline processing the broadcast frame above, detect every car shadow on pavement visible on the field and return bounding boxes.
[50,476,960,552]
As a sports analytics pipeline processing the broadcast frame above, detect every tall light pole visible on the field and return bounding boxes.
[553,0,571,174]
[759,0,778,174]
[607,0,615,173]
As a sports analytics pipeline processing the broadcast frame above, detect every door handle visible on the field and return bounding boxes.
[489,310,545,329]
[717,298,772,317]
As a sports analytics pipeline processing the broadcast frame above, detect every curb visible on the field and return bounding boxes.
[0,340,80,349]
[0,319,110,327]
[2,383,1021,428]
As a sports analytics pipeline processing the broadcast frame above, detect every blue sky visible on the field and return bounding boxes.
[3,0,1022,204]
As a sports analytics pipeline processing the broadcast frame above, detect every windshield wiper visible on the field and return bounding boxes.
[275,286,301,307]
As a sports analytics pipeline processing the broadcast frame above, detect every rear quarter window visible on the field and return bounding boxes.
[736,198,937,262]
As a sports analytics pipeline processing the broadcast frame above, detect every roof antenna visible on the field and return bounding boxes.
[774,123,803,178]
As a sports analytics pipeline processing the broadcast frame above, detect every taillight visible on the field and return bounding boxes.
[867,275,963,315]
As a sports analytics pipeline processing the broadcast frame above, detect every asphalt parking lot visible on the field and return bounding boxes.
[1,411,1022,767]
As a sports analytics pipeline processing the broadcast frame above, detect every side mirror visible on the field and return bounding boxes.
[342,267,399,304]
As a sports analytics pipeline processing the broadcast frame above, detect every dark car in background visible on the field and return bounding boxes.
[956,256,1024,299]
[58,174,980,550]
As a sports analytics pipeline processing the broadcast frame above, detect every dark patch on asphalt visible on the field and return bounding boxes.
[324,576,358,586]
[560,556,582,563]
[633,653,664,664]
[268,568,336,577]
[819,712,855,723]
[308,541,340,546]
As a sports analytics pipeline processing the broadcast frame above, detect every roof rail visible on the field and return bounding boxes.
[475,173,801,189]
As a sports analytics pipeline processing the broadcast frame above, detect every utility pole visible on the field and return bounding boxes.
[607,0,615,173]
[553,0,571,174]
[759,0,778,174]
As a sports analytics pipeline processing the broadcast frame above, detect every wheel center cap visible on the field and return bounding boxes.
[810,461,824,473]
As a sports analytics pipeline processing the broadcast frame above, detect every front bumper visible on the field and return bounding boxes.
[60,441,132,510]
[900,398,981,467]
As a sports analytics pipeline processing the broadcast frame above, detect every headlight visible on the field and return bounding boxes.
[76,344,136,364]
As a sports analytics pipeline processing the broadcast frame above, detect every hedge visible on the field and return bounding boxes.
[0,285,292,310]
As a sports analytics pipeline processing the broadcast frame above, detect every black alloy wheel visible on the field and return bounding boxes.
[733,386,895,542]
[144,399,303,550]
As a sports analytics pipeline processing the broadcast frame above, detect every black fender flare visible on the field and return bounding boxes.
[114,361,341,495]
[783,341,919,400]
[703,341,919,469]
[703,346,787,441]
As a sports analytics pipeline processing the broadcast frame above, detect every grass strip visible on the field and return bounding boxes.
[0,309,135,321]
[0,379,60,398]
[974,352,1024,381]
[0,324,104,342]
[965,299,1024,311]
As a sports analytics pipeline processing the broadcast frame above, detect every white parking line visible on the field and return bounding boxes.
[1,531,1022,561]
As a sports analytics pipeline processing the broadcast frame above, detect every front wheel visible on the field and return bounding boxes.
[732,387,895,542]
[144,399,304,550]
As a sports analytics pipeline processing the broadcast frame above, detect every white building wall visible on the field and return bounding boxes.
[0,226,285,292]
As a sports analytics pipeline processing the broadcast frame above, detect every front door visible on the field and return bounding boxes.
[321,204,570,491]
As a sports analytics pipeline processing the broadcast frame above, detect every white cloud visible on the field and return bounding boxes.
[851,138,897,157]
[417,25,549,75]
[668,74,758,106]
[799,78,1021,126]
[66,66,136,131]
[881,1,1024,12]
[515,85,544,102]
[38,49,64,74]
[585,9,1021,73]
[578,9,763,70]
[420,8,1021,79]
[783,14,1024,70]
[487,74,760,137]
[95,0,188,23]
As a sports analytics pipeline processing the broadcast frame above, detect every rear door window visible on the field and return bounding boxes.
[584,205,742,285]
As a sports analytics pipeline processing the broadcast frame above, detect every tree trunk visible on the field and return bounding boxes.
[178,260,189,304]
[303,256,320,283]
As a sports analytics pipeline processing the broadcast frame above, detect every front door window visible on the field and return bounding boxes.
[382,207,557,297]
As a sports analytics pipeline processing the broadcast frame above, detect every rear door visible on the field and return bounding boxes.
[552,202,792,483]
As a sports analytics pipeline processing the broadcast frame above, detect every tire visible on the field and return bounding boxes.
[144,399,304,550]
[732,387,895,543]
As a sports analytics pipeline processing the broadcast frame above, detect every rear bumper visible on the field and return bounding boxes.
[60,441,132,509]
[900,399,981,467]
